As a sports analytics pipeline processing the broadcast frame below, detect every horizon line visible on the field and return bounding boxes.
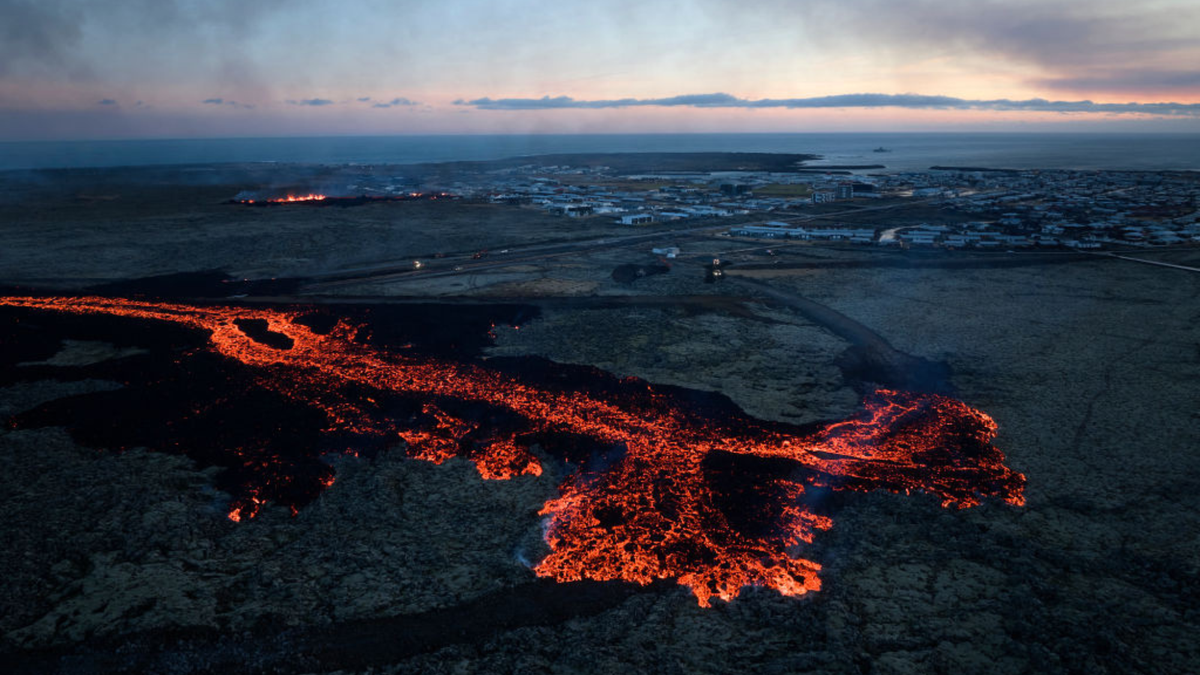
[5,129,1200,145]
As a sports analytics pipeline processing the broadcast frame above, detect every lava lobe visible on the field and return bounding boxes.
[0,295,1025,606]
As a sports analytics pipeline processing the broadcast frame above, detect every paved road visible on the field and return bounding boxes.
[1087,251,1200,273]
[302,195,999,291]
[301,223,728,291]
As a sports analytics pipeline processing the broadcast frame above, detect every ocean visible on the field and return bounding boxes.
[1,133,1198,173]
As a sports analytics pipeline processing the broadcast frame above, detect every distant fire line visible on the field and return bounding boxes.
[250,193,328,203]
[0,295,1026,606]
[232,191,455,206]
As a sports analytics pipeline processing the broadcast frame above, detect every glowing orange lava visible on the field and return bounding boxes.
[0,295,1025,606]
[240,194,328,204]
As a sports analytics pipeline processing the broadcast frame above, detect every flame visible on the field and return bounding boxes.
[0,295,1025,606]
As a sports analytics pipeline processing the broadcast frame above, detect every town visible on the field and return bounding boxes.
[434,162,1200,250]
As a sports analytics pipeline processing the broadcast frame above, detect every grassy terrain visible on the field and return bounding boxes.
[752,183,814,198]
[550,176,677,191]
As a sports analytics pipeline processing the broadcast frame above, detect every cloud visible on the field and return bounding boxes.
[710,0,1200,72]
[685,0,1200,102]
[0,0,85,76]
[1035,70,1200,94]
[0,0,295,82]
[371,97,419,108]
[96,98,117,105]
[457,93,1200,116]
[357,96,371,102]
[453,93,745,109]
[202,97,254,109]
[287,98,334,106]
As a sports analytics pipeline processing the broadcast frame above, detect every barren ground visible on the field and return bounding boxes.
[1,165,1198,674]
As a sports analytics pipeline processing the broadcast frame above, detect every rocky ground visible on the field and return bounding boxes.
[0,167,664,286]
[1,166,1198,674]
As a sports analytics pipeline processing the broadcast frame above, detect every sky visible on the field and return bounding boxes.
[1,0,1198,140]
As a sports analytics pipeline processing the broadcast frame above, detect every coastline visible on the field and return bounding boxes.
[4,132,1200,172]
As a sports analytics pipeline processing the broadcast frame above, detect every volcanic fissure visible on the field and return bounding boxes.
[0,295,1025,606]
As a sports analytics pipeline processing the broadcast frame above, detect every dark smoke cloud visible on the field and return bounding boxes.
[458,93,1200,116]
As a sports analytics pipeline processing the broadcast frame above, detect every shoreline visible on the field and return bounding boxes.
[4,134,1200,173]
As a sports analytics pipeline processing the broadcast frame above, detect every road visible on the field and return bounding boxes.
[301,222,728,291]
[1087,251,1200,273]
[302,195,992,292]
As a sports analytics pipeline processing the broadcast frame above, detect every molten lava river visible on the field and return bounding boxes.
[0,295,1025,607]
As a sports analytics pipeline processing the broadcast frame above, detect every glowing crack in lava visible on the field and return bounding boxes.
[0,295,1025,606]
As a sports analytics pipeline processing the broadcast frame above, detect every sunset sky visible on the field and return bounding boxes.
[2,0,1198,140]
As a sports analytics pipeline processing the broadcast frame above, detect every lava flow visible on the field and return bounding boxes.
[232,192,457,206]
[0,295,1025,606]
[238,193,327,204]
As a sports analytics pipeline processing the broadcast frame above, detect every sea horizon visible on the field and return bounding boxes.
[3,131,1199,172]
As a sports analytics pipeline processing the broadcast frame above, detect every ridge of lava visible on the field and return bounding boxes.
[0,295,1026,606]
